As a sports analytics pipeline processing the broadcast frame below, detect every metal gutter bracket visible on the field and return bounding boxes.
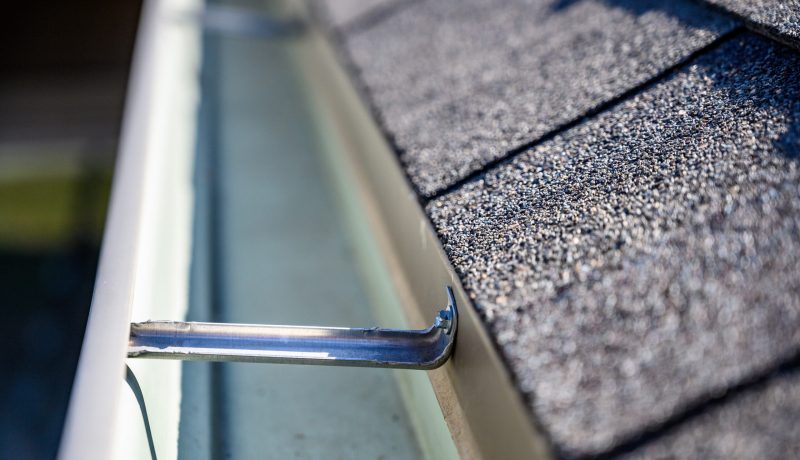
[128,286,458,370]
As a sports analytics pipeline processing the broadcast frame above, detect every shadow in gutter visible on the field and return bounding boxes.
[125,366,158,460]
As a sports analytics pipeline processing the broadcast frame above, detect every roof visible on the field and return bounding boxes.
[707,0,800,48]
[315,0,800,458]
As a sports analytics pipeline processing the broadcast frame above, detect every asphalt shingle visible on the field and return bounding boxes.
[623,366,800,459]
[337,0,736,196]
[427,34,800,457]
[705,0,800,48]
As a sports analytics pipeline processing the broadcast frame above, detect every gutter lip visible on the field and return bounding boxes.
[57,1,170,458]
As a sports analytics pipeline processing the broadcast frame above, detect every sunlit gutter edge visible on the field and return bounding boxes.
[58,2,160,458]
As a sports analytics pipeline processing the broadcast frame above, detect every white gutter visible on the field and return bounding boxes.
[58,1,200,458]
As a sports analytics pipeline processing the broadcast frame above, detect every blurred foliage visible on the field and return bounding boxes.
[0,172,110,249]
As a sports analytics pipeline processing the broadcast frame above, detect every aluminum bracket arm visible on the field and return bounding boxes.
[128,287,457,370]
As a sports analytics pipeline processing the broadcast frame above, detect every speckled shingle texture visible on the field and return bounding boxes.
[427,34,800,457]
[622,367,800,459]
[336,0,736,196]
[706,0,800,48]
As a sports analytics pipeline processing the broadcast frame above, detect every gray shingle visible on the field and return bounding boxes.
[339,0,736,196]
[426,34,800,457]
[706,0,800,48]
[623,367,800,460]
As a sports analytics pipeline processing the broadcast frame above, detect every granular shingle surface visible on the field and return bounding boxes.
[336,0,736,196]
[427,34,800,457]
[623,366,800,459]
[705,0,800,48]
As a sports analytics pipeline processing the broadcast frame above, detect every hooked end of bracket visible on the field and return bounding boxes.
[433,286,458,335]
